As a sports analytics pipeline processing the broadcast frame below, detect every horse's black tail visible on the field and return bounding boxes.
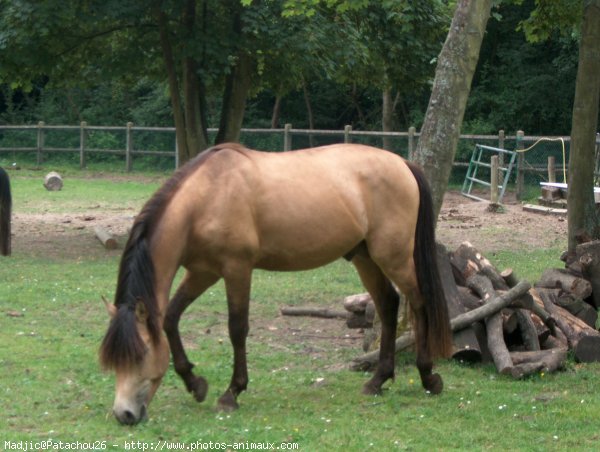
[406,161,452,359]
[0,167,12,256]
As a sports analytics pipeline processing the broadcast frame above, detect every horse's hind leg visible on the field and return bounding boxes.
[217,266,252,411]
[352,253,400,395]
[164,271,220,402]
[407,290,444,394]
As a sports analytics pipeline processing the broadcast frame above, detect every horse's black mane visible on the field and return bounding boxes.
[99,144,241,370]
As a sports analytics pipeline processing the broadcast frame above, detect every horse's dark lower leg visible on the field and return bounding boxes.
[413,304,443,395]
[218,272,251,411]
[363,285,399,395]
[352,254,399,395]
[217,309,249,411]
[164,274,218,402]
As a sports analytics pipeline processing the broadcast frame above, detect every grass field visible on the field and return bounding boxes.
[1,170,599,451]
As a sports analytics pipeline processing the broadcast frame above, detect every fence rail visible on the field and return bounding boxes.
[1,122,598,196]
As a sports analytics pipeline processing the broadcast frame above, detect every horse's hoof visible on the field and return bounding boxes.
[190,376,208,403]
[217,391,239,412]
[362,382,382,396]
[424,373,443,395]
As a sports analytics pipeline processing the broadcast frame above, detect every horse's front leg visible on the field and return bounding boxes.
[163,272,219,403]
[217,268,251,411]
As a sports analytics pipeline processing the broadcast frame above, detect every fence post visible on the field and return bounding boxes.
[516,130,525,200]
[490,155,499,205]
[344,125,352,144]
[548,156,556,183]
[284,123,292,151]
[126,122,133,172]
[498,129,505,171]
[36,121,45,165]
[79,121,87,169]
[408,126,416,160]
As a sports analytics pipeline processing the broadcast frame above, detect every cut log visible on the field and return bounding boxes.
[349,280,532,371]
[467,273,512,374]
[501,268,519,288]
[537,268,592,300]
[509,347,567,379]
[437,243,481,363]
[43,171,63,191]
[280,306,349,320]
[515,309,540,351]
[94,226,118,250]
[576,240,600,308]
[451,242,508,290]
[343,293,371,313]
[537,290,600,362]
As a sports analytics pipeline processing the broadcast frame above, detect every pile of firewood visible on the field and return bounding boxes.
[347,240,600,377]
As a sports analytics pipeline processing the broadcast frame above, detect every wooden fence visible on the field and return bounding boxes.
[2,122,597,197]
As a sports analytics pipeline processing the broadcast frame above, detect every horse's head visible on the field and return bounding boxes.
[100,298,169,425]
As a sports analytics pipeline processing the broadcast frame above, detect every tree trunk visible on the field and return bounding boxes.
[382,86,394,151]
[157,8,190,164]
[567,0,600,252]
[413,0,492,221]
[303,81,315,148]
[182,0,209,156]
[215,51,254,144]
[271,94,282,129]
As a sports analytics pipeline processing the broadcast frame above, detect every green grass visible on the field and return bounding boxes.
[1,173,599,451]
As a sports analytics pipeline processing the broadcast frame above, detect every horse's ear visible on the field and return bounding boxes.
[135,299,148,323]
[102,295,117,318]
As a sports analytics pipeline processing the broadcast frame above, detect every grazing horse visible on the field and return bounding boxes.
[0,166,11,256]
[99,143,452,425]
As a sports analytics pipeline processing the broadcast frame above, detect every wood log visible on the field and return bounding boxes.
[510,348,567,369]
[451,242,509,290]
[43,171,63,191]
[501,268,519,288]
[467,273,512,374]
[537,268,592,300]
[343,293,371,313]
[346,312,370,329]
[94,226,118,250]
[515,309,541,351]
[576,240,600,308]
[437,243,481,363]
[457,286,482,311]
[554,293,598,328]
[280,306,349,320]
[349,280,532,371]
[537,290,600,362]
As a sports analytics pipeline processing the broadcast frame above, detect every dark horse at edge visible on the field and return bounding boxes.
[99,143,452,425]
[0,166,11,256]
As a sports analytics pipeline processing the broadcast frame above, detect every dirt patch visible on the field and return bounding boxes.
[437,191,567,253]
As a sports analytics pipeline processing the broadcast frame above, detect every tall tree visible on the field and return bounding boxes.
[0,0,317,164]
[567,0,600,252]
[414,0,493,219]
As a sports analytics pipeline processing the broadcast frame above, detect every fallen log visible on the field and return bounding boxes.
[437,243,481,363]
[94,226,118,250]
[509,348,567,379]
[537,268,592,300]
[350,280,531,371]
[537,290,600,362]
[280,306,349,320]
[451,242,509,290]
[467,273,512,375]
[576,240,600,308]
[343,293,371,313]
[44,171,63,191]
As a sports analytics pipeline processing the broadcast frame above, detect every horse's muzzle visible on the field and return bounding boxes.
[114,404,147,425]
